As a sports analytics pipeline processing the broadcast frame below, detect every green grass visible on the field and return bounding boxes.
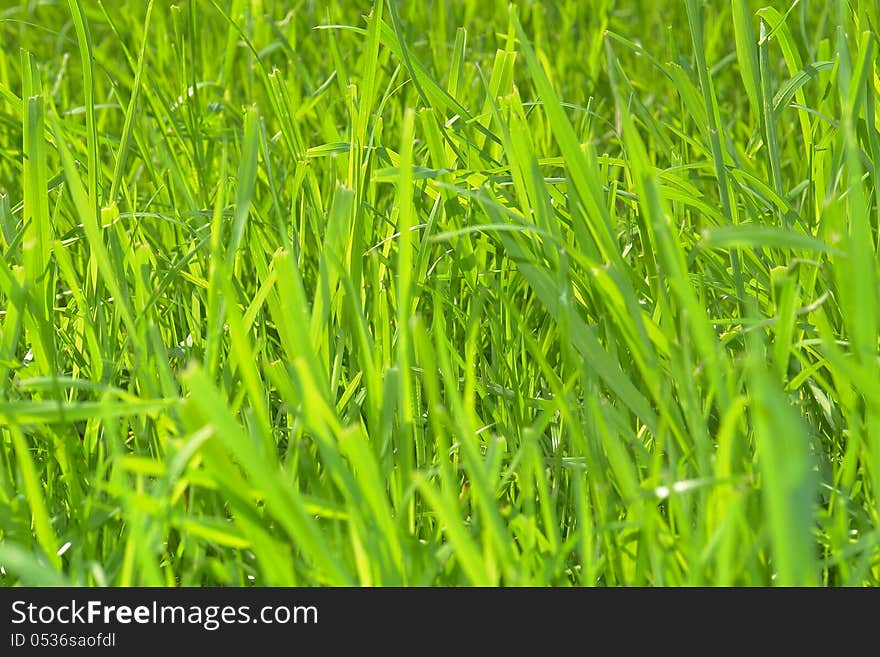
[0,0,878,586]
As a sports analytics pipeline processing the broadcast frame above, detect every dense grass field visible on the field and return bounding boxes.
[0,0,878,586]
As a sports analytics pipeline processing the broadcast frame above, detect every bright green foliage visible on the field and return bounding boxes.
[0,0,878,586]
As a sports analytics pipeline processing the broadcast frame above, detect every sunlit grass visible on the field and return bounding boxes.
[0,0,878,586]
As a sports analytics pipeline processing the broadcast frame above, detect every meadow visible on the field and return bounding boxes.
[0,0,878,586]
